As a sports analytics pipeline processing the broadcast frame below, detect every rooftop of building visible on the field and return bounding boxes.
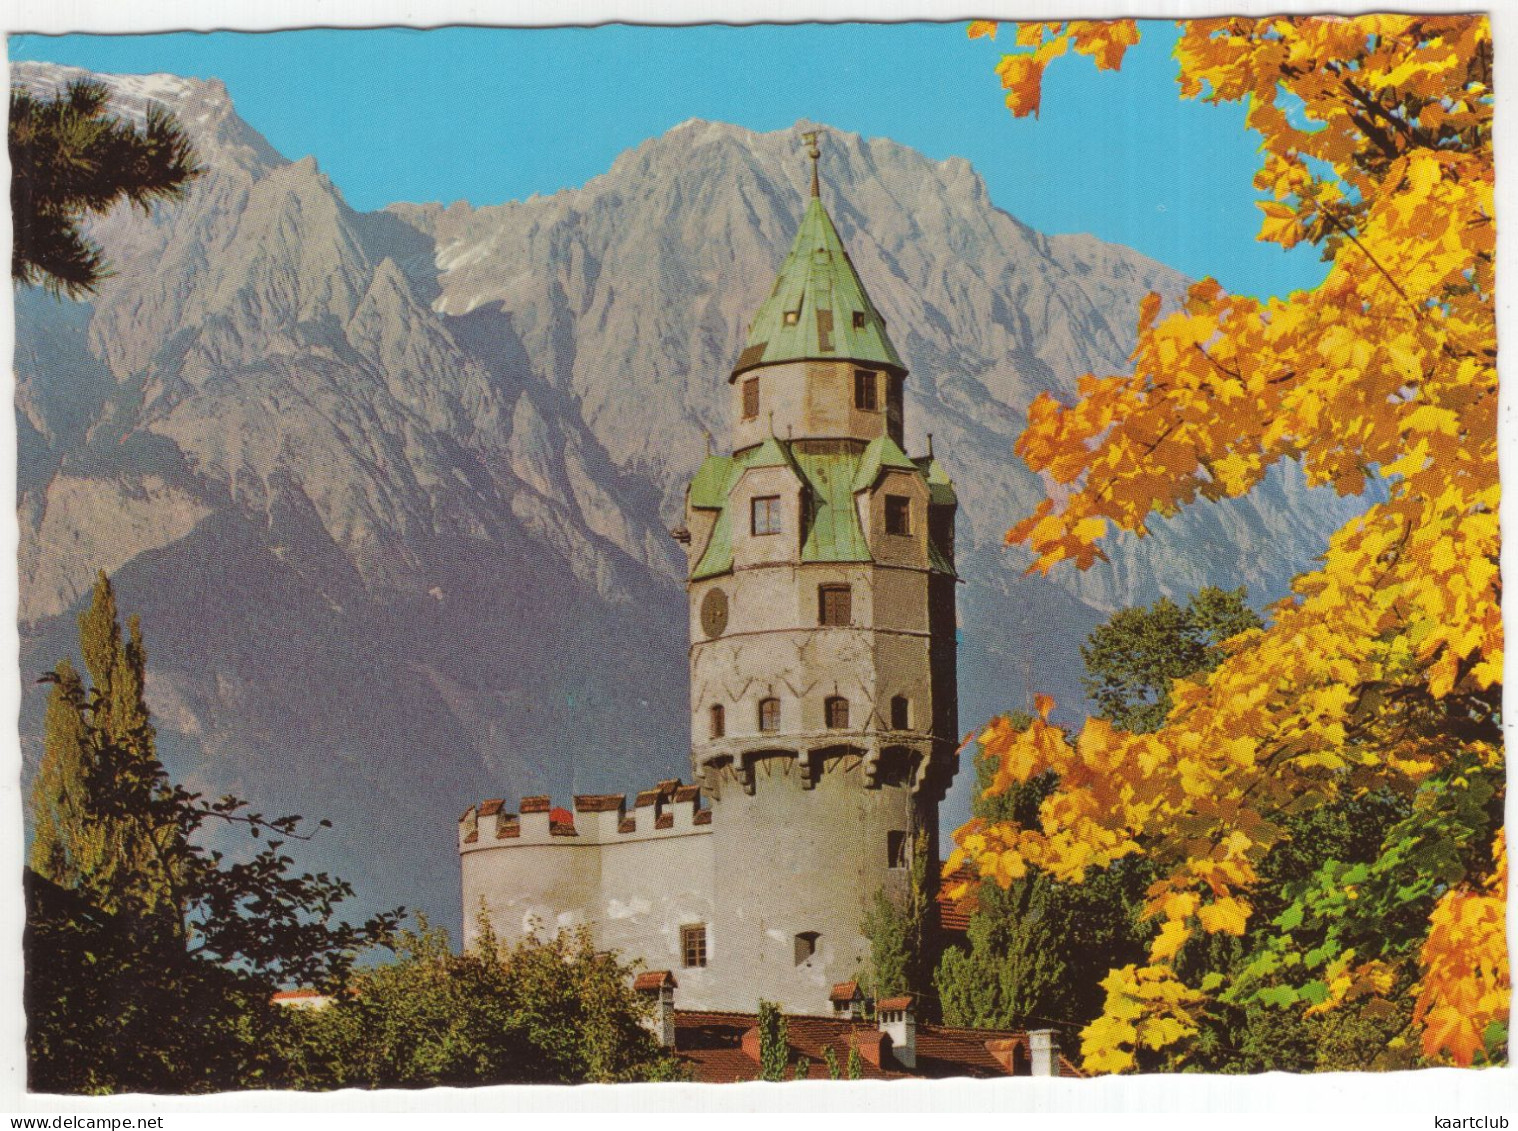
[730,186,904,381]
[688,435,956,581]
[669,1008,1084,1083]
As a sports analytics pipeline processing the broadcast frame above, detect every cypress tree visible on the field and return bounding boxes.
[28,659,93,885]
[757,999,789,1081]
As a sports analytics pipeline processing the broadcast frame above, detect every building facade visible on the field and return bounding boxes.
[459,140,959,1015]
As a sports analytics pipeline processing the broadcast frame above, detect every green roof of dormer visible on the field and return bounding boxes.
[851,435,919,493]
[915,455,959,507]
[690,439,956,581]
[730,195,905,382]
[689,454,736,509]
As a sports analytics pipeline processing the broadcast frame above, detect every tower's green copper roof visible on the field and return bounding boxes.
[730,195,905,381]
[690,439,955,581]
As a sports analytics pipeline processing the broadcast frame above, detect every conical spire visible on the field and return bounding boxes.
[730,133,905,382]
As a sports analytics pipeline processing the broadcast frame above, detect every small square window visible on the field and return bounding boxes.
[759,697,781,732]
[852,311,867,330]
[888,830,909,869]
[818,584,851,626]
[854,368,879,411]
[742,377,760,420]
[885,495,912,536]
[682,923,708,968]
[752,496,782,536]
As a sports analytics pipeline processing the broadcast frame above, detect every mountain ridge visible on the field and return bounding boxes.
[13,62,1365,930]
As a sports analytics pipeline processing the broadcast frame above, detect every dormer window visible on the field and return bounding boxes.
[885,495,912,536]
[742,377,760,420]
[752,496,782,536]
[852,311,867,330]
[783,309,800,325]
[854,368,879,411]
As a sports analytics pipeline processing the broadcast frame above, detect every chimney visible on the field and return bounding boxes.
[877,995,916,1069]
[634,970,678,1048]
[1029,1028,1060,1077]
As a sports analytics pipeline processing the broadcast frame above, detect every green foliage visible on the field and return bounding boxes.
[10,79,201,297]
[1081,586,1261,733]
[277,918,686,1087]
[846,1042,864,1080]
[24,572,399,1093]
[861,831,930,1006]
[934,745,1154,1038]
[757,999,790,1082]
[793,1057,811,1082]
[822,1044,841,1080]
[1174,769,1500,1073]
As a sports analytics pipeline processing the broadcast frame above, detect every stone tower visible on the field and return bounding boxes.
[678,134,960,1013]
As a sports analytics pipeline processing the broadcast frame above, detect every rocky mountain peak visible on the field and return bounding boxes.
[15,70,1366,930]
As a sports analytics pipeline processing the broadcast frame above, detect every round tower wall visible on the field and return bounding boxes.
[702,753,926,1015]
[731,361,898,451]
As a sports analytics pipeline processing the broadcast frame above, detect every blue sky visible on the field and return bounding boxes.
[10,22,1329,299]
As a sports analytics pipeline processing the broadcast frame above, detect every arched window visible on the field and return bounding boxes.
[758,697,781,733]
[709,703,725,739]
[890,695,911,731]
[825,696,850,730]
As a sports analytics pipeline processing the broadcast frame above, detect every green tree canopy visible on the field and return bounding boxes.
[25,572,400,1093]
[1080,586,1262,733]
[276,918,688,1087]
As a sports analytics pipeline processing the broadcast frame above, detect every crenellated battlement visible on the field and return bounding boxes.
[458,778,712,852]
[691,735,956,803]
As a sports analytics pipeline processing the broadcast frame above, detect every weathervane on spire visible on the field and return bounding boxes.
[802,130,821,198]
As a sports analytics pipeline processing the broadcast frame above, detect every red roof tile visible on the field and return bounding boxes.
[520,795,551,813]
[693,810,713,825]
[478,799,504,817]
[830,981,860,1003]
[673,785,700,803]
[549,821,577,837]
[634,790,661,807]
[574,793,625,812]
[878,995,913,1012]
[670,1010,1082,1082]
[656,778,681,793]
[618,817,637,834]
[495,819,520,839]
[656,813,674,829]
[633,970,678,991]
[937,865,979,932]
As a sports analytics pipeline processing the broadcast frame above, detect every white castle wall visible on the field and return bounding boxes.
[459,784,720,1008]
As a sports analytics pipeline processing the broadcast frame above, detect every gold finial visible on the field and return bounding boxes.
[802,130,821,198]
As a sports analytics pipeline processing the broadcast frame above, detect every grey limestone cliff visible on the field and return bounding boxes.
[13,65,1365,928]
